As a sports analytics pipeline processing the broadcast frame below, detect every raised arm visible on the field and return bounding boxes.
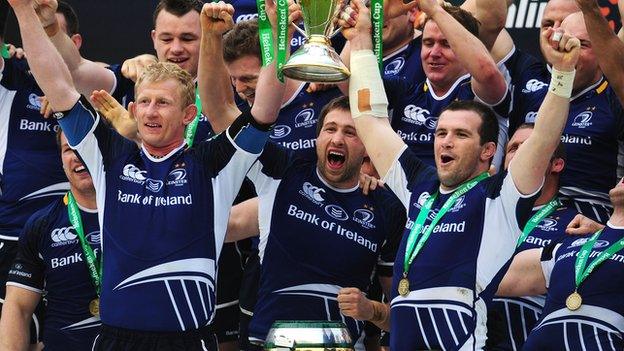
[496,248,547,297]
[577,0,624,103]
[0,286,40,350]
[34,0,115,97]
[10,0,79,111]
[419,0,507,104]
[509,28,580,195]
[460,0,510,51]
[338,1,406,178]
[198,2,241,134]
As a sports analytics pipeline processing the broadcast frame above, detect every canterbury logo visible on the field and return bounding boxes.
[51,226,77,242]
[302,182,325,202]
[122,164,147,181]
[522,79,548,93]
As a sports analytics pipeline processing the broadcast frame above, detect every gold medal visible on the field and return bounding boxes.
[89,298,100,316]
[565,291,582,311]
[398,278,410,297]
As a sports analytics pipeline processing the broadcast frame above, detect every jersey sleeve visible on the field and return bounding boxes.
[6,214,47,293]
[246,142,294,195]
[56,96,138,193]
[382,145,437,209]
[106,64,135,107]
[376,190,407,277]
[0,57,34,90]
[540,242,562,288]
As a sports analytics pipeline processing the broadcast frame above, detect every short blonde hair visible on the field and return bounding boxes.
[135,62,195,108]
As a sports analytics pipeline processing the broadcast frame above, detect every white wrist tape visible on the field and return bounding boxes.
[549,68,575,98]
[349,50,388,119]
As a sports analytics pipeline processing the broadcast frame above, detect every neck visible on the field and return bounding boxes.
[429,71,467,97]
[534,177,559,206]
[143,139,184,158]
[317,168,359,190]
[70,187,97,210]
[609,207,624,226]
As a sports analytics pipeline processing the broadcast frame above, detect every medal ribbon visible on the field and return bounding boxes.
[256,0,276,67]
[370,0,383,70]
[66,192,101,296]
[276,0,289,82]
[402,172,489,275]
[1,44,9,59]
[573,229,624,288]
[184,87,202,147]
[516,197,561,247]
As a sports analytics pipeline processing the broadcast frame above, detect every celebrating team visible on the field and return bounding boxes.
[0,0,622,350]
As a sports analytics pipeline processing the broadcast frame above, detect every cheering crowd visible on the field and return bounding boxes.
[0,0,622,350]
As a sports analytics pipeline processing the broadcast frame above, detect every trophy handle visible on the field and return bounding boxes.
[291,22,308,38]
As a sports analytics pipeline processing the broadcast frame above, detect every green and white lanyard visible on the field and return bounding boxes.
[66,192,101,295]
[516,197,561,247]
[402,172,489,282]
[574,229,624,291]
[184,87,202,147]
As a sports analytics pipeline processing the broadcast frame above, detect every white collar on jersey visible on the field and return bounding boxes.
[141,141,187,163]
[315,168,360,193]
[426,72,472,101]
[606,221,624,230]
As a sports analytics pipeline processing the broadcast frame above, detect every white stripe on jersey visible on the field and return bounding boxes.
[0,87,16,174]
[17,182,70,202]
[60,316,101,331]
[536,305,624,334]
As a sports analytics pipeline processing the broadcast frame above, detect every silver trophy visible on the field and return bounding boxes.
[264,320,354,350]
[282,0,350,82]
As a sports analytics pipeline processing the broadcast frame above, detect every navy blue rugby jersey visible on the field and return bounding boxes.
[513,75,624,209]
[382,36,425,84]
[385,75,511,168]
[7,197,101,350]
[55,97,269,331]
[383,146,539,350]
[245,142,405,345]
[490,202,578,351]
[0,57,69,240]
[269,83,343,160]
[523,224,624,350]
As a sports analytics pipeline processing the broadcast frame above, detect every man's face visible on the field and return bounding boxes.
[225,55,261,104]
[316,109,366,188]
[60,133,94,193]
[434,110,489,188]
[609,177,624,206]
[504,127,532,170]
[133,79,193,149]
[152,10,201,78]
[539,0,579,55]
[421,21,465,90]
[560,13,602,90]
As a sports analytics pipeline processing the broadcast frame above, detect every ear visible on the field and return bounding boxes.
[129,101,137,118]
[182,104,198,126]
[480,141,497,162]
[550,157,565,174]
[408,7,419,22]
[70,34,83,50]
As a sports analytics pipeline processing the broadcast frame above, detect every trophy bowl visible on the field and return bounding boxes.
[282,0,350,82]
[264,320,354,350]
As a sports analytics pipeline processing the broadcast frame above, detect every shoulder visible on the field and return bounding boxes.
[20,199,64,241]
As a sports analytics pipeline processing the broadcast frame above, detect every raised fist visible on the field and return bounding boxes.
[200,1,235,36]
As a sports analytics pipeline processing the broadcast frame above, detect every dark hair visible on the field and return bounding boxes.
[223,19,262,63]
[0,0,9,42]
[153,0,202,27]
[423,4,480,38]
[516,123,567,161]
[315,96,350,137]
[441,100,499,146]
[55,128,64,150]
[57,1,79,36]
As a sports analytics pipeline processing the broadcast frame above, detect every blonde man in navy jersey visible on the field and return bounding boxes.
[337,0,581,348]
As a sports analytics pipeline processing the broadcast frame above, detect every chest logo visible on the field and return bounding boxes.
[167,168,188,187]
[522,79,548,93]
[27,93,42,111]
[51,226,77,247]
[325,204,349,221]
[402,105,437,129]
[571,111,593,129]
[537,218,558,232]
[384,57,405,76]
[568,238,610,248]
[294,108,317,128]
[353,208,376,229]
[270,125,292,139]
[300,182,325,204]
